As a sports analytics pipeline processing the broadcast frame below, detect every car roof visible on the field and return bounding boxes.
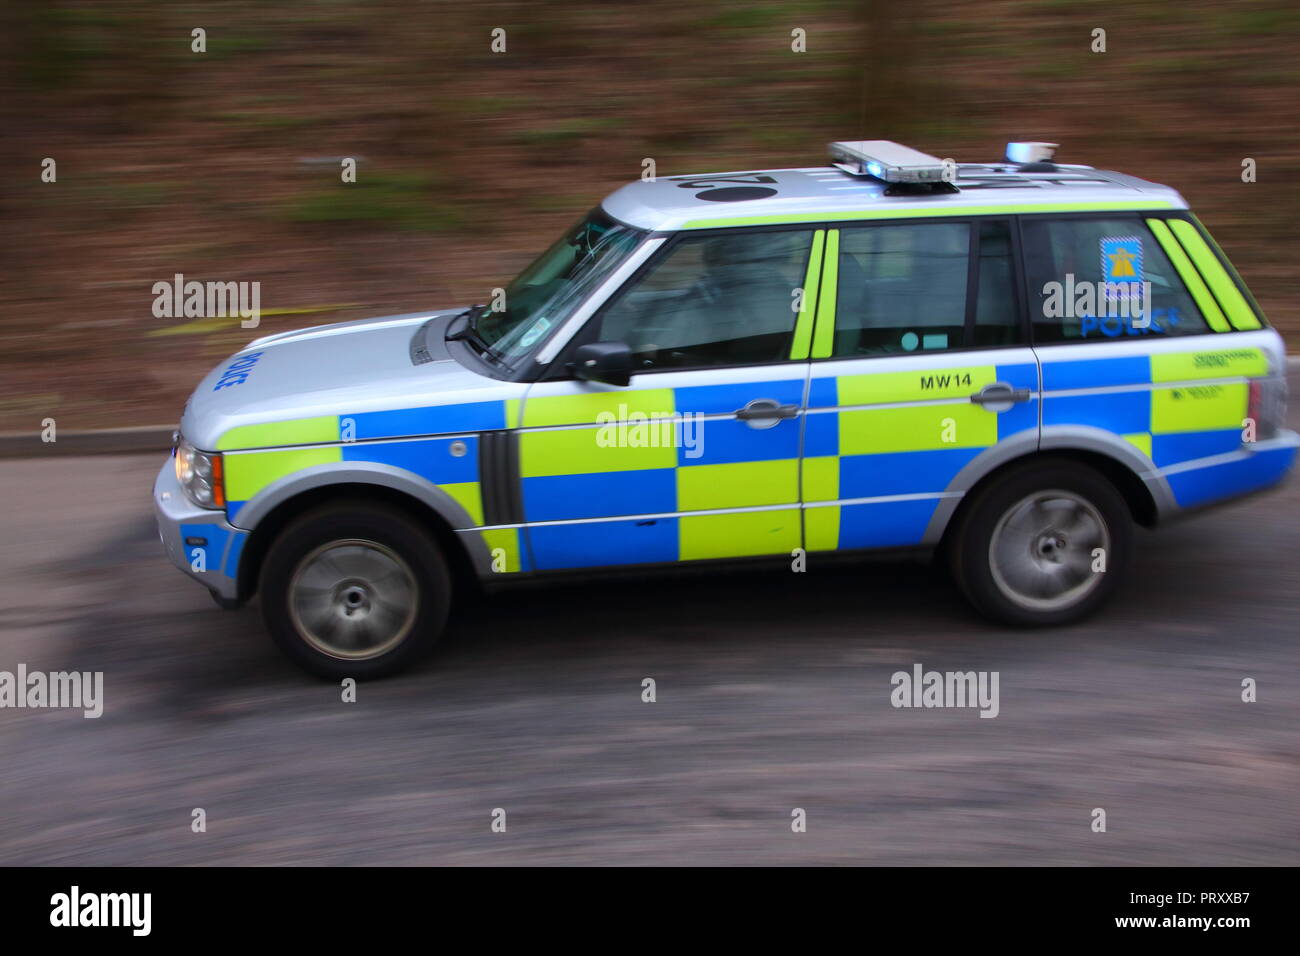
[601,162,1188,232]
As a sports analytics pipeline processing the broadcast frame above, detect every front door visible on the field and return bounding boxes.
[518,225,827,571]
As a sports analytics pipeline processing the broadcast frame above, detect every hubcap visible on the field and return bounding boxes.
[288,539,418,660]
[988,490,1109,613]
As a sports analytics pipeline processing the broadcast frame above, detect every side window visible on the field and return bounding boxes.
[971,220,1020,347]
[832,220,1019,356]
[593,229,812,370]
[1022,217,1210,343]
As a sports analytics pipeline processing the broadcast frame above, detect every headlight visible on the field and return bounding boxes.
[174,439,225,509]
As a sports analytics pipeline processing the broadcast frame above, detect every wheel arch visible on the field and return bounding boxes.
[927,431,1171,553]
[231,466,487,602]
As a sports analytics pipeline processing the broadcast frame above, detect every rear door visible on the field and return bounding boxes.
[517,225,826,571]
[801,217,1039,551]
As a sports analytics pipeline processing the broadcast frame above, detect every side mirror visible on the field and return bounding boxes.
[571,341,633,387]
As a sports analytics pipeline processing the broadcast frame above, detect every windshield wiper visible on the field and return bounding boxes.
[445,304,483,336]
[445,305,502,365]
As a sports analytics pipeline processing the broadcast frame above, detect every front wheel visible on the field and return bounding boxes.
[260,502,451,679]
[948,460,1133,627]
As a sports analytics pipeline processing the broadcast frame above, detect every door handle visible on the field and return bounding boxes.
[736,398,799,429]
[735,399,799,420]
[970,383,1031,406]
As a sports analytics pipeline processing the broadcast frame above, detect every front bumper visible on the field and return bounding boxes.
[153,456,247,603]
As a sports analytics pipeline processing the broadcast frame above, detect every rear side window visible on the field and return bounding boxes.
[831,220,1020,357]
[1021,217,1210,343]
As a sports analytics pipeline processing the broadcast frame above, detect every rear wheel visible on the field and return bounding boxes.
[260,502,451,679]
[948,460,1132,627]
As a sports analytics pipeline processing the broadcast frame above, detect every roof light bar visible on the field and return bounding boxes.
[829,140,951,184]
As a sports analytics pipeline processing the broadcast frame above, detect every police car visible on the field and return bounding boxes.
[155,140,1297,678]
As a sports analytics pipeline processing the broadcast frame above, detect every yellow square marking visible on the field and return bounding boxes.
[839,404,995,455]
[519,426,677,477]
[676,459,797,511]
[481,528,521,573]
[801,456,839,503]
[224,447,342,501]
[1122,433,1152,459]
[804,505,839,552]
[678,510,800,561]
[440,481,484,526]
[1150,383,1247,434]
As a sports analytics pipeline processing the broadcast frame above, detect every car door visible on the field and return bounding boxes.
[516,225,827,571]
[801,217,1040,551]
[1021,214,1268,505]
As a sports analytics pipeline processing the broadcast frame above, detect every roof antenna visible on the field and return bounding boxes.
[1006,141,1059,172]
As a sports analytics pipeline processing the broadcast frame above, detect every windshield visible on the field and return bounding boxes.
[471,209,646,369]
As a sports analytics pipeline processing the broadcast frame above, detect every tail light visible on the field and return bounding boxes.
[1246,377,1284,444]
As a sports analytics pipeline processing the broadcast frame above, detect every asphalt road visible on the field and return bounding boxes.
[1,390,1297,865]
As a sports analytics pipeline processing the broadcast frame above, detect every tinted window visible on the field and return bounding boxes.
[594,229,811,370]
[1021,217,1209,343]
[971,221,1020,347]
[832,220,1019,356]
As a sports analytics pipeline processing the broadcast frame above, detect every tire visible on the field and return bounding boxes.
[259,501,451,679]
[947,459,1133,627]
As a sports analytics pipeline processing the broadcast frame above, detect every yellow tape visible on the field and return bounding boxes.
[811,230,839,359]
[147,304,360,337]
[1145,219,1230,333]
[789,229,824,360]
[1167,220,1261,331]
